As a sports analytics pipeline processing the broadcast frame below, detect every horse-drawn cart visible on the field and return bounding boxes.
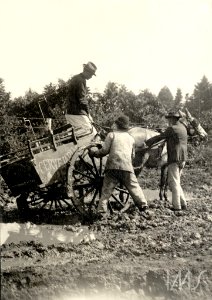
[0,124,129,218]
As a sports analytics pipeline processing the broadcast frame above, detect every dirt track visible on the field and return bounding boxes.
[1,167,212,300]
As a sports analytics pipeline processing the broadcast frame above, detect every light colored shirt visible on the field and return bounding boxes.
[92,130,135,172]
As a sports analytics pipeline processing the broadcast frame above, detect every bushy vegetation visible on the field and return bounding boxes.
[0,76,212,161]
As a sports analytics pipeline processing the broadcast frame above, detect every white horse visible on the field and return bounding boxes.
[129,117,208,200]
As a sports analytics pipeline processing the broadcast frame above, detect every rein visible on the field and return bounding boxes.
[91,121,111,132]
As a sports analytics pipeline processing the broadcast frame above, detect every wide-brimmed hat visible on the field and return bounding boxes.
[165,111,181,119]
[83,62,97,76]
[115,115,130,129]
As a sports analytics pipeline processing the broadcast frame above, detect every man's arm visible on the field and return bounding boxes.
[77,82,90,115]
[145,127,172,148]
[89,132,114,158]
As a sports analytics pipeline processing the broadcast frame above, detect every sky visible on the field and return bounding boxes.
[1,0,212,99]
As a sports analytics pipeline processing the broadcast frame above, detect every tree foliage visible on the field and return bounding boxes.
[173,88,183,110]
[89,84,167,129]
[185,76,212,117]
[0,78,10,117]
[157,86,174,109]
[1,75,212,154]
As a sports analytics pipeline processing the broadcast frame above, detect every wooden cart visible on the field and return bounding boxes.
[0,124,130,217]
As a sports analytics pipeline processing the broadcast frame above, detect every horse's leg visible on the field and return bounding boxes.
[134,151,150,177]
[163,165,169,201]
[159,169,163,201]
[159,164,168,201]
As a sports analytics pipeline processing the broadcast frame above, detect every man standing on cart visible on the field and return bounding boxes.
[65,62,97,134]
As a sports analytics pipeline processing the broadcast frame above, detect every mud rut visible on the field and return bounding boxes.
[1,167,212,300]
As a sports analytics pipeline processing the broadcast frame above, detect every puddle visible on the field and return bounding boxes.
[0,190,194,246]
[52,293,149,300]
[0,222,96,246]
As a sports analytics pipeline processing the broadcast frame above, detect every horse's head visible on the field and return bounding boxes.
[180,117,208,144]
[178,108,208,141]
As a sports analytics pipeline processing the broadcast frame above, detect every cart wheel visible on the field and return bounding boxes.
[25,183,74,213]
[67,146,131,216]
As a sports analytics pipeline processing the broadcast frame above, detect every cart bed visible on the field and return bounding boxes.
[0,125,96,196]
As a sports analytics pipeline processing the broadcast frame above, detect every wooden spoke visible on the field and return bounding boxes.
[29,199,46,206]
[90,156,99,176]
[111,194,125,207]
[49,199,54,210]
[27,195,44,204]
[73,169,94,180]
[60,198,73,208]
[108,201,114,213]
[124,193,130,204]
[73,182,94,190]
[57,199,64,210]
[79,155,96,177]
[98,186,102,199]
[54,199,58,210]
[39,199,49,210]
[99,157,103,175]
[27,193,73,212]
[78,186,95,203]
[89,187,99,208]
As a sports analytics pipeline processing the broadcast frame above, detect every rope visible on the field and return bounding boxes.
[91,121,111,131]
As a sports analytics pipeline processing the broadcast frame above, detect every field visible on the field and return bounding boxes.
[1,166,212,300]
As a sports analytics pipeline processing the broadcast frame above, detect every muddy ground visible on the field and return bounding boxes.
[1,166,212,300]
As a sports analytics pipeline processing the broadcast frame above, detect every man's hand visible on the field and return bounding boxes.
[142,142,149,150]
[88,149,96,157]
[88,146,99,157]
[87,143,102,150]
